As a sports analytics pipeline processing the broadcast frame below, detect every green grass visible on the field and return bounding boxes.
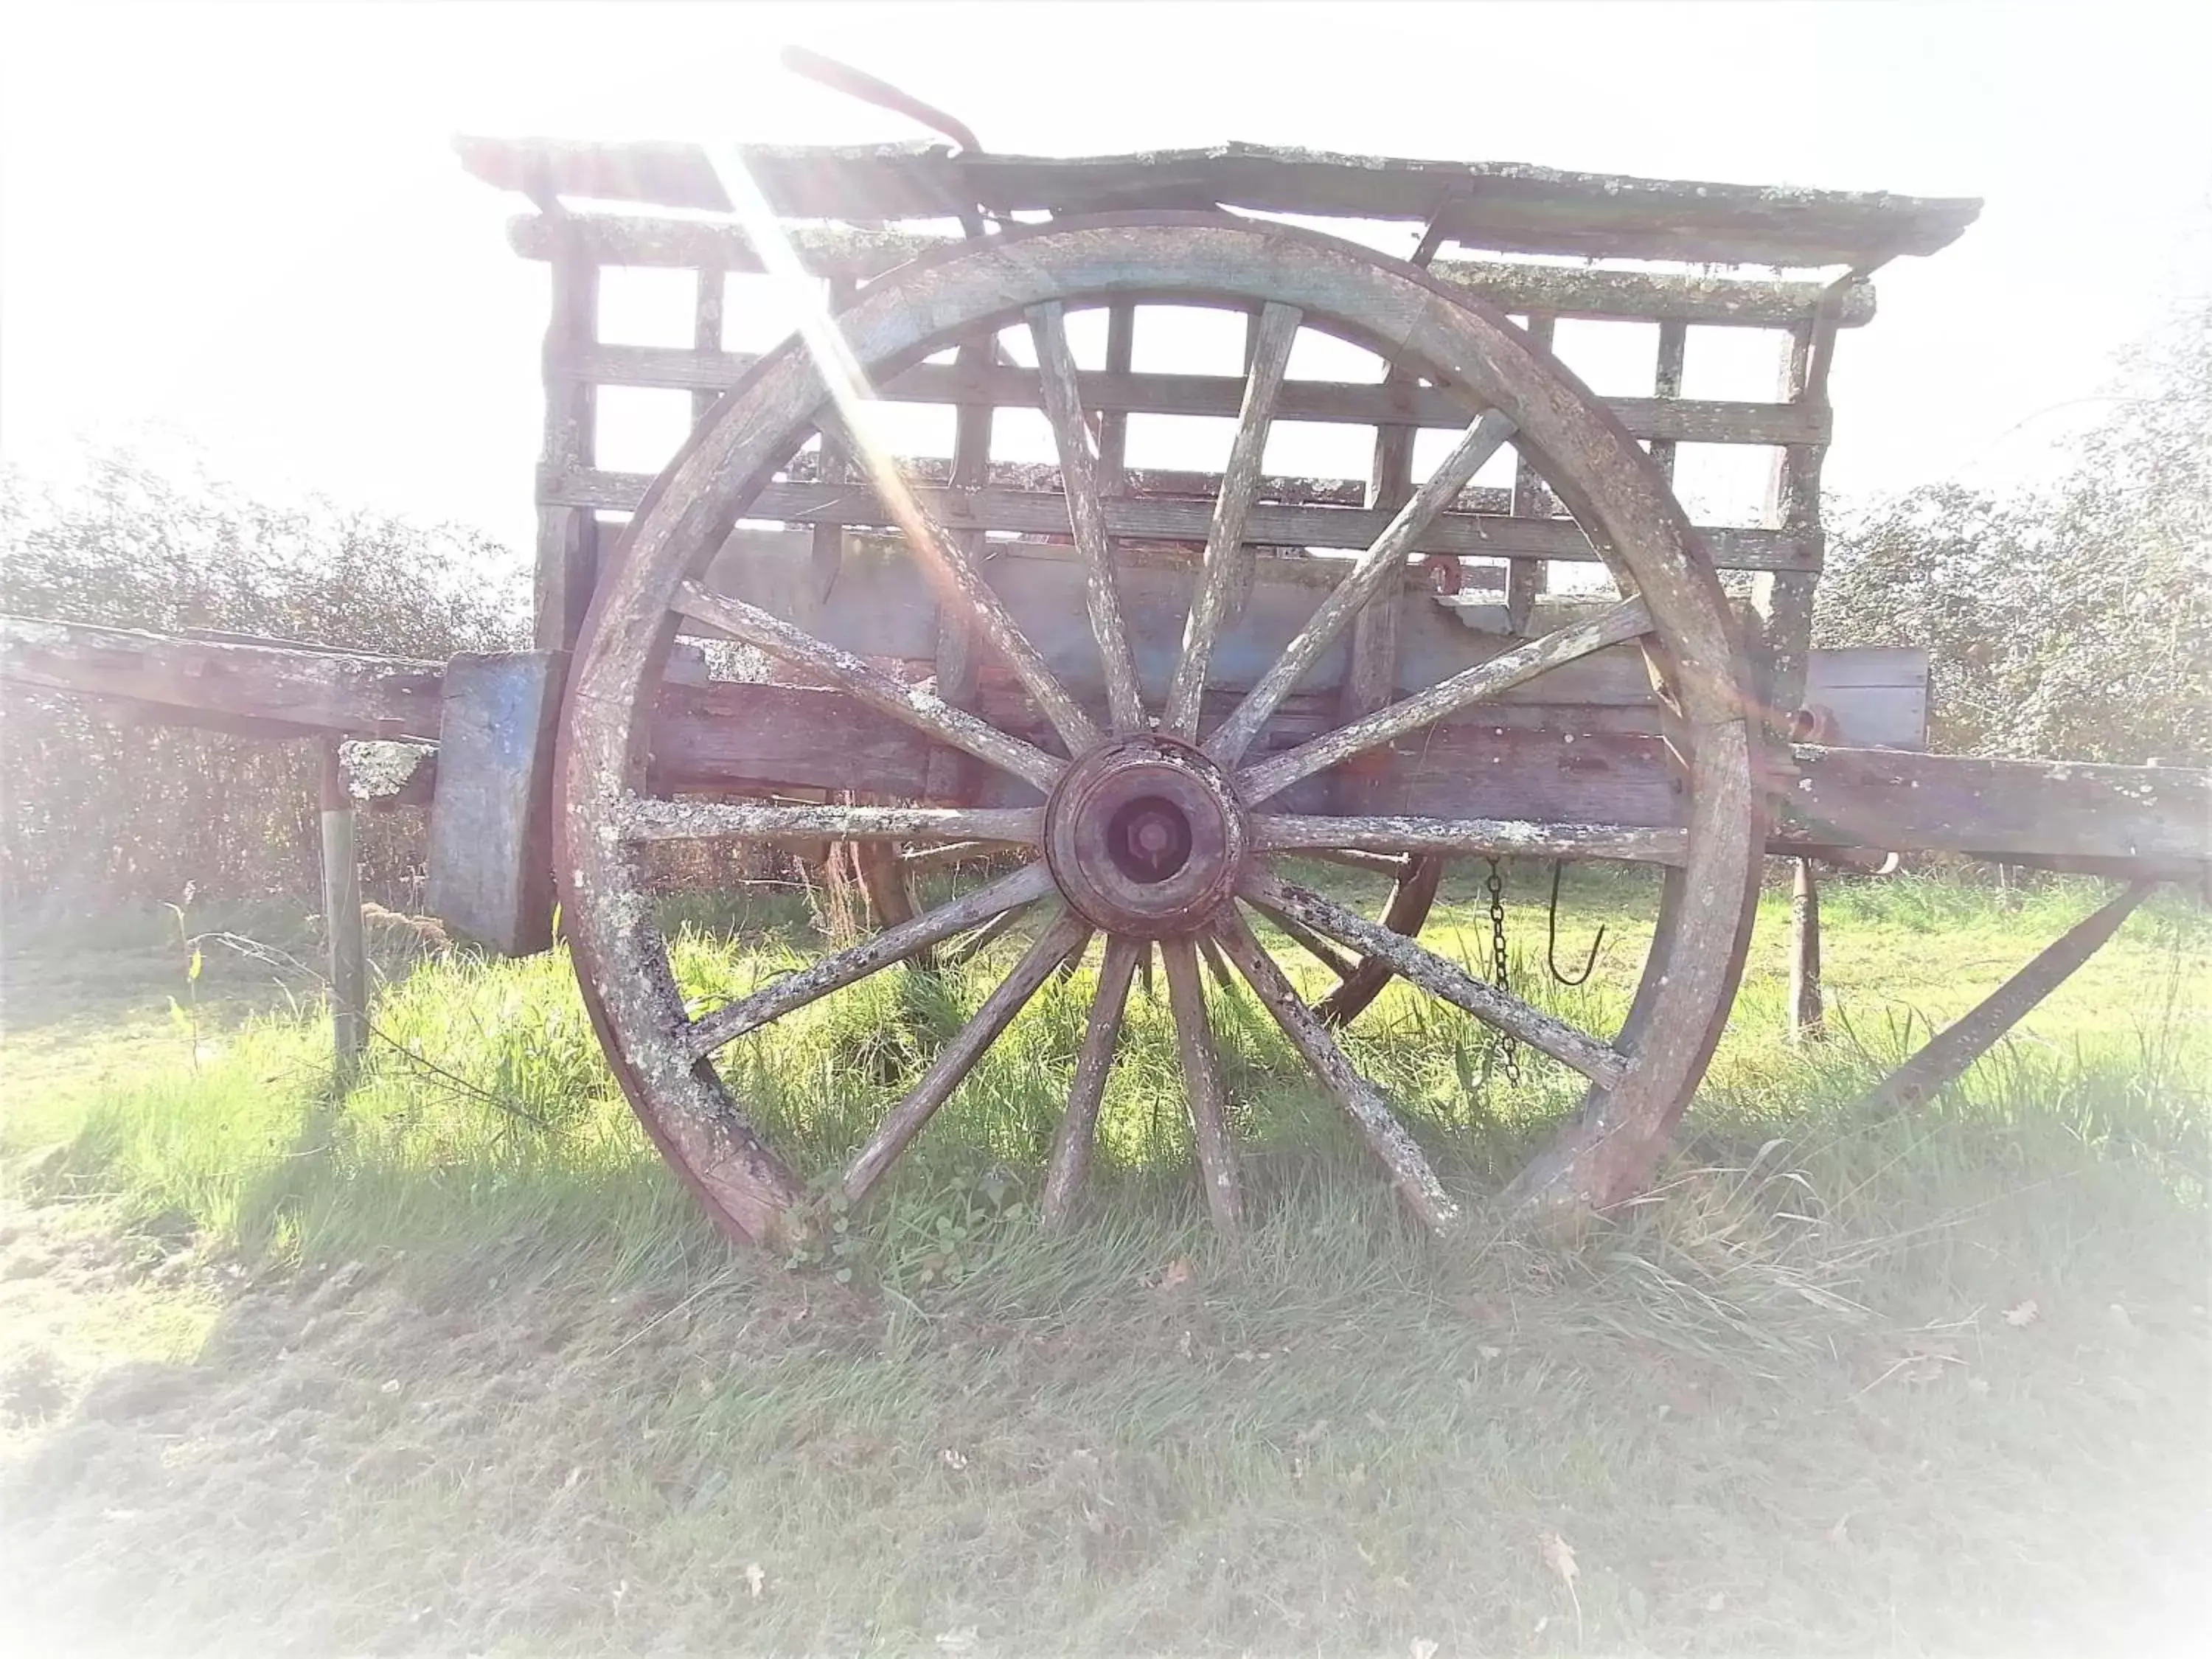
[1,867,2207,1655]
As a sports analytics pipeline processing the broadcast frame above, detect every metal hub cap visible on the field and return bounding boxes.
[1044,734,1247,936]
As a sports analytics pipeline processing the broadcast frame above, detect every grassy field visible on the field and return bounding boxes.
[1,865,2206,1656]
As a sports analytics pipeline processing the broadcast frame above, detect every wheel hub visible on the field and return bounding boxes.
[1044,734,1247,935]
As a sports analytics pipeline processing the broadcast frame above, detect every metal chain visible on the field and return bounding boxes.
[1484,858,1521,1085]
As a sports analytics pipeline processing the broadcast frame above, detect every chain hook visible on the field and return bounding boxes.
[1545,861,1607,987]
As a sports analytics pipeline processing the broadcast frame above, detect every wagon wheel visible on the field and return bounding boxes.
[558,215,1761,1247]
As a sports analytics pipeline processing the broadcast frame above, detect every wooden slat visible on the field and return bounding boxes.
[1756,318,1825,716]
[566,473,1820,572]
[1649,319,1688,484]
[507,212,1882,325]
[926,330,998,801]
[693,533,1782,712]
[462,139,1980,267]
[535,234,599,650]
[1096,303,1136,490]
[568,345,1828,445]
[800,279,858,640]
[689,265,724,426]
[1340,355,1419,813]
[1506,313,1557,631]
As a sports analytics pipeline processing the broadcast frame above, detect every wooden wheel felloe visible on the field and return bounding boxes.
[557,215,1761,1248]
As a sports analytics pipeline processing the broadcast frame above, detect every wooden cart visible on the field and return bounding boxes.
[7,128,2205,1247]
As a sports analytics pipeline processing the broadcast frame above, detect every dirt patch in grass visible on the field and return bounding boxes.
[2,1182,2207,1658]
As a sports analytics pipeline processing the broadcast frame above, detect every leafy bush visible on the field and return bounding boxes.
[2,452,526,909]
[1818,296,2211,765]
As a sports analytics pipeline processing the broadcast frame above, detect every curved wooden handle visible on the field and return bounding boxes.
[779,46,982,155]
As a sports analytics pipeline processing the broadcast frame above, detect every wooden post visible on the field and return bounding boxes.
[1854,881,2154,1113]
[1506,312,1556,633]
[1096,302,1135,493]
[536,232,600,651]
[319,740,366,1085]
[689,262,726,427]
[1649,319,1687,486]
[1754,302,1837,723]
[1338,363,1416,813]
[923,330,997,804]
[1788,856,1825,1041]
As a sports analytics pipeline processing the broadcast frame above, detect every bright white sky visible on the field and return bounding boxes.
[3,1,2207,567]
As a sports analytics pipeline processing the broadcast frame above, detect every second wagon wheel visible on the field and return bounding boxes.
[559,215,1763,1247]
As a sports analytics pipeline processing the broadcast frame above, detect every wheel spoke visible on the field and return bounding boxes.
[1198,934,1238,993]
[1055,925,1096,984]
[843,908,1091,1207]
[1206,411,1517,766]
[1239,869,1628,1087]
[937,902,1037,970]
[1298,847,1413,880]
[679,861,1056,1060]
[1029,301,1146,734]
[881,459,1101,756]
[900,839,990,875]
[1041,933,1143,1230]
[674,581,1066,792]
[1253,813,1685,865]
[616,799,1042,846]
[1161,301,1301,738]
[1161,934,1245,1234]
[1245,895,1359,981]
[1208,907,1460,1235]
[1237,594,1653,803]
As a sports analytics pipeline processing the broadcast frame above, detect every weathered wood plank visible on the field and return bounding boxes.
[1648,319,1688,484]
[1776,748,2212,866]
[507,212,1881,325]
[505,212,1881,327]
[1506,313,1557,633]
[634,686,2208,871]
[1755,317,1823,717]
[614,799,1039,845]
[568,345,1829,445]
[425,651,566,956]
[572,473,1819,571]
[462,139,1978,266]
[1340,357,1419,815]
[0,615,445,738]
[704,532,1666,710]
[1254,813,1690,864]
[536,238,599,650]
